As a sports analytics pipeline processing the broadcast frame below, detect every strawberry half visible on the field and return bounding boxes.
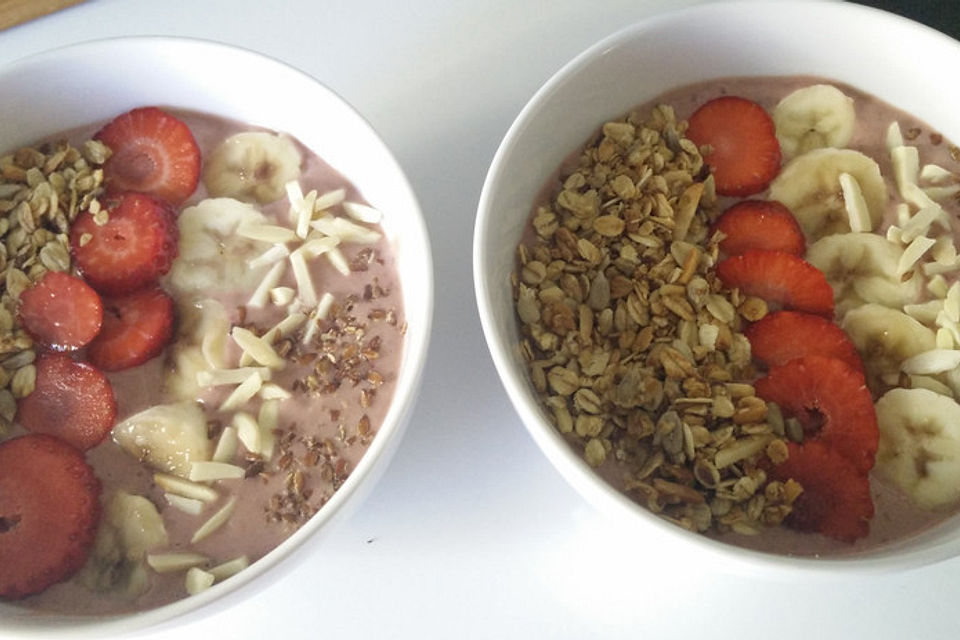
[17,271,103,352]
[754,355,879,473]
[716,249,835,317]
[771,440,873,542]
[0,434,101,599]
[685,96,782,197]
[95,106,201,205]
[17,353,117,451]
[69,191,178,296]
[713,200,805,257]
[87,287,175,372]
[745,310,865,376]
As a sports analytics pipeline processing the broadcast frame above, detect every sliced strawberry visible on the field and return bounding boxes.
[754,355,878,473]
[771,440,873,542]
[95,106,200,205]
[745,311,865,376]
[0,434,101,599]
[713,200,805,257]
[716,249,834,316]
[87,287,174,372]
[685,96,781,197]
[17,271,103,352]
[69,191,178,296]
[17,353,117,451]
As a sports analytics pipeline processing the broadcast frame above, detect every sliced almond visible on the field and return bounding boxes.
[185,567,216,595]
[248,243,290,270]
[908,373,955,397]
[937,328,956,350]
[946,282,960,322]
[326,246,351,275]
[342,201,382,224]
[932,236,958,265]
[901,348,960,375]
[886,121,904,151]
[258,382,292,400]
[212,425,238,463]
[920,163,955,184]
[188,461,245,483]
[197,367,271,387]
[236,222,298,244]
[899,205,944,243]
[233,411,261,454]
[302,292,335,345]
[247,261,286,308]
[891,144,919,199]
[313,188,346,212]
[231,327,286,369]
[269,286,296,306]
[929,274,950,298]
[897,235,936,276]
[259,399,280,460]
[147,552,208,573]
[165,493,205,516]
[208,556,250,582]
[192,496,237,543]
[218,372,264,412]
[904,300,944,324]
[290,249,317,306]
[839,172,872,232]
[311,216,381,244]
[154,473,219,503]
[295,189,318,239]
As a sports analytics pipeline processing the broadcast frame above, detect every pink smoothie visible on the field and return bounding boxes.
[10,110,406,612]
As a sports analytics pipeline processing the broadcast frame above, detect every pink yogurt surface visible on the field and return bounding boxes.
[14,110,406,613]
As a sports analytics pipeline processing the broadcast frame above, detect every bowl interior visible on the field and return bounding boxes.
[474,0,960,574]
[0,37,432,634]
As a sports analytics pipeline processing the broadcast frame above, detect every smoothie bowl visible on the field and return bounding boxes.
[474,1,960,573]
[0,38,432,633]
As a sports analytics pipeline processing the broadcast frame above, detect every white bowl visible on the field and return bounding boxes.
[474,0,960,575]
[0,37,433,635]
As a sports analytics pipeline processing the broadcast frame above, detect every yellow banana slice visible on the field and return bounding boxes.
[773,84,856,159]
[75,492,168,597]
[842,303,936,393]
[164,298,232,401]
[113,402,212,478]
[166,197,268,296]
[806,232,921,314]
[875,387,960,509]
[768,148,888,240]
[203,131,302,204]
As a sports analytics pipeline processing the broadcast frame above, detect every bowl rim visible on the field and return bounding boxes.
[473,0,960,576]
[0,34,434,635]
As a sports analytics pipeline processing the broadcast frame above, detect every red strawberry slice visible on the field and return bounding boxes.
[713,200,805,257]
[87,287,175,372]
[771,440,873,542]
[754,355,879,473]
[17,353,117,451]
[745,311,865,376]
[716,249,834,316]
[685,96,781,197]
[17,271,103,352]
[69,191,178,296]
[0,434,101,599]
[95,106,201,205]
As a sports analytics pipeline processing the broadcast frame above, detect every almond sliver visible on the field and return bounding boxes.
[218,372,264,412]
[208,556,250,582]
[839,172,871,232]
[313,188,346,212]
[147,552,208,574]
[342,201,382,224]
[231,327,286,369]
[211,425,238,463]
[247,261,286,308]
[192,496,237,543]
[886,121,904,151]
[897,236,936,275]
[185,567,216,595]
[154,473,219,503]
[197,367,271,387]
[188,461,245,483]
[165,493,205,515]
[901,348,960,375]
[236,222,298,244]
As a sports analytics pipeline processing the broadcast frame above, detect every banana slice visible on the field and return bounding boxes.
[166,198,269,296]
[165,298,232,401]
[768,148,888,240]
[806,232,921,314]
[875,387,960,509]
[113,402,212,478]
[76,492,168,597]
[203,131,302,204]
[773,84,856,159]
[842,303,937,393]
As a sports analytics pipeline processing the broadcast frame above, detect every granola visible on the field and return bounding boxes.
[512,104,799,536]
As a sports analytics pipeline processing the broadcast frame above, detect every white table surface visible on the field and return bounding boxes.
[1,0,959,638]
